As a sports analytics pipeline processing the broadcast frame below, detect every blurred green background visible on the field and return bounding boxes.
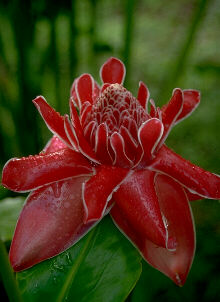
[0,0,219,301]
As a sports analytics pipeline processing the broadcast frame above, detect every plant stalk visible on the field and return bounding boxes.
[0,239,22,302]
[123,0,136,88]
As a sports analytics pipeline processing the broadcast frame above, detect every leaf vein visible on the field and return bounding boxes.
[56,228,96,302]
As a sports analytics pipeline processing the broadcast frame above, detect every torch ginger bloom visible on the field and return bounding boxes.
[2,57,220,286]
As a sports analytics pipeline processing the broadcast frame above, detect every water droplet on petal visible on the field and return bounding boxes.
[175,273,183,286]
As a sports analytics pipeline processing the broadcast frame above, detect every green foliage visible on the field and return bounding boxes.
[17,216,142,302]
[0,197,25,242]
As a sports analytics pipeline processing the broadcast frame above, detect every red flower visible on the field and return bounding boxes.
[2,57,220,286]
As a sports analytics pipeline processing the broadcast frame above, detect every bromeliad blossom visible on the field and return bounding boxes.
[2,57,220,286]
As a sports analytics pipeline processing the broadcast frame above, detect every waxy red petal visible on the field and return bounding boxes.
[9,176,96,271]
[43,136,67,154]
[75,74,95,109]
[2,149,93,192]
[162,89,183,125]
[93,81,100,102]
[84,121,97,142]
[71,77,100,107]
[64,115,79,151]
[175,90,200,124]
[145,174,195,286]
[95,123,112,164]
[111,203,145,251]
[159,89,183,147]
[101,83,111,93]
[64,116,100,164]
[120,126,138,160]
[33,96,72,148]
[149,99,157,117]
[110,132,133,167]
[111,174,195,286]
[113,170,168,248]
[69,98,82,130]
[100,57,126,84]
[83,166,129,223]
[70,78,80,108]
[151,145,220,199]
[137,81,149,111]
[72,129,100,164]
[185,189,202,201]
[138,118,163,162]
[80,101,92,128]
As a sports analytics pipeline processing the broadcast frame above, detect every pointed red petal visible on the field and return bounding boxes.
[70,123,100,164]
[175,90,200,124]
[71,77,100,108]
[93,81,100,102]
[9,176,96,271]
[120,126,138,160]
[138,118,163,162]
[100,57,126,84]
[84,121,97,142]
[113,170,167,248]
[70,78,80,108]
[43,136,67,154]
[159,89,183,147]
[149,99,157,117]
[33,96,72,148]
[64,115,79,151]
[185,188,202,201]
[111,203,144,249]
[137,81,150,111]
[69,98,82,130]
[83,166,129,223]
[2,149,93,192]
[162,89,183,125]
[151,145,220,199]
[111,174,195,286]
[63,114,99,164]
[110,132,133,167]
[101,83,111,93]
[145,174,195,286]
[95,123,112,164]
[75,74,95,109]
[80,101,92,128]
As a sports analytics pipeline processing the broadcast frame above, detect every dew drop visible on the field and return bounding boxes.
[64,201,70,209]
[66,252,72,265]
[51,182,62,198]
[54,263,65,272]
[175,273,182,286]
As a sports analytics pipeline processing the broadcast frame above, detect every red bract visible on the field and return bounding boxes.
[2,57,220,286]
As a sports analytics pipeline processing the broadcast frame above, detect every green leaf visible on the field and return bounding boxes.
[17,216,142,302]
[0,197,25,242]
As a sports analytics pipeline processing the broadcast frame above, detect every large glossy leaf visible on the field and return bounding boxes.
[17,216,142,302]
[0,197,25,242]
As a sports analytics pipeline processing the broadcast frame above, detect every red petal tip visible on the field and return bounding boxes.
[75,73,95,108]
[100,57,126,85]
[137,81,150,110]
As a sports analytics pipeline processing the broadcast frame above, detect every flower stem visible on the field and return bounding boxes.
[0,239,23,302]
